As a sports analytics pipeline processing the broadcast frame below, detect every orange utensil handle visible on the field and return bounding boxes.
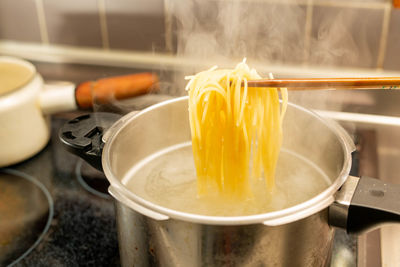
[75,72,159,109]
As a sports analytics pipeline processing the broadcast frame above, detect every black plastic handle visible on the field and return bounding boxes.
[59,113,122,171]
[329,176,400,234]
[347,176,400,233]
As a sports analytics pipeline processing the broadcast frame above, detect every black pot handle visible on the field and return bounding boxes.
[59,113,122,171]
[329,176,400,234]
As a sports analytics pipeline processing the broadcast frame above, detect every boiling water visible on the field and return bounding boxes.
[123,142,331,216]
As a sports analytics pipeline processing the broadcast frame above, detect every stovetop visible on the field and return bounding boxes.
[0,114,364,267]
[1,117,120,267]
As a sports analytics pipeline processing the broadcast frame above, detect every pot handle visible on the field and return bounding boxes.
[75,72,159,109]
[40,72,159,114]
[329,176,400,234]
[59,112,122,171]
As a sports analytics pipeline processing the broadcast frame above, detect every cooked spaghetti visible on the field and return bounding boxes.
[185,60,288,199]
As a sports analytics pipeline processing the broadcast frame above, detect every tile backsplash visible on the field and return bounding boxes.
[105,0,166,51]
[0,0,399,71]
[42,0,103,47]
[384,8,400,70]
[0,0,42,42]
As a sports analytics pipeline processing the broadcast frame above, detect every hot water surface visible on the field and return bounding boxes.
[123,143,331,216]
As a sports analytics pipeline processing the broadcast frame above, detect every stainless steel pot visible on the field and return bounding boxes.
[59,96,400,267]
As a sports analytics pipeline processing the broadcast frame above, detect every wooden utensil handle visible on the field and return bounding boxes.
[75,72,159,109]
[246,77,400,90]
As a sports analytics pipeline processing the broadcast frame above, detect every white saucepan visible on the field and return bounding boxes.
[0,56,158,167]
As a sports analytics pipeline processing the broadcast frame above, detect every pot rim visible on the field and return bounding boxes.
[103,96,353,225]
[0,56,37,95]
[0,74,43,111]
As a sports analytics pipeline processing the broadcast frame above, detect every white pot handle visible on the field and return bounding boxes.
[40,81,77,115]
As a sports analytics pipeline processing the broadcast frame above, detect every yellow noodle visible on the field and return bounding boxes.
[186,60,288,199]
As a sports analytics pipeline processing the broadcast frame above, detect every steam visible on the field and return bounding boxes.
[171,0,306,67]
[91,81,173,114]
[92,1,375,117]
[310,8,372,67]
[168,0,374,112]
[166,0,365,163]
